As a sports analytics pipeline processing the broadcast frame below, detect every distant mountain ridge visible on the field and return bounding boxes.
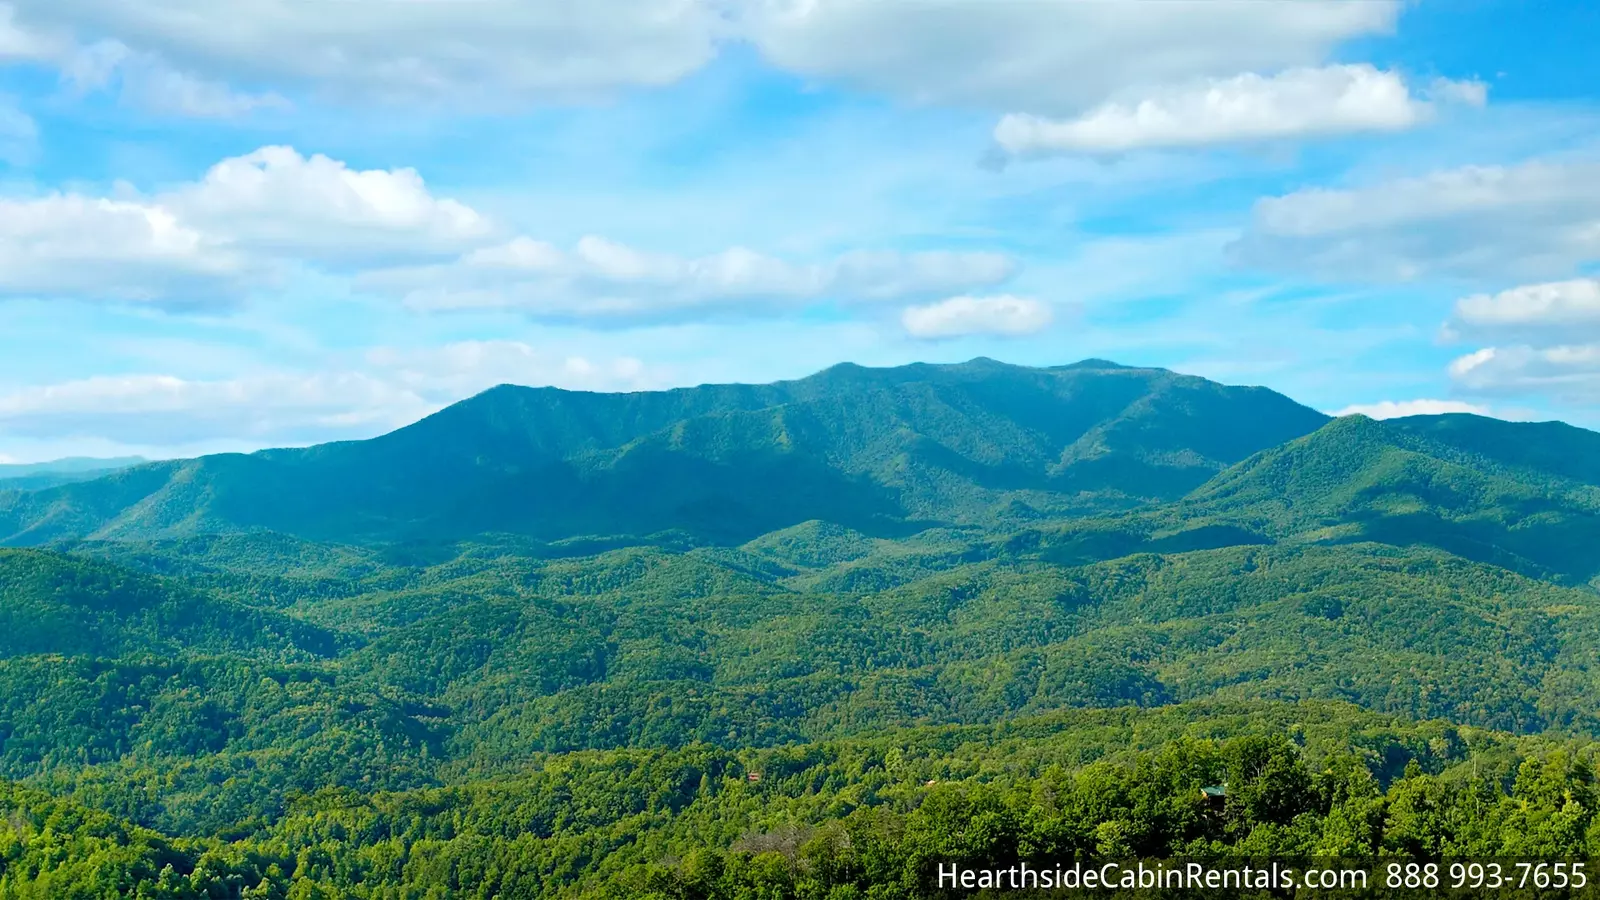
[0,359,1329,545]
[0,456,147,492]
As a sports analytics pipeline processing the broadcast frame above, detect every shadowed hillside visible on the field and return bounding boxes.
[1182,413,1600,581]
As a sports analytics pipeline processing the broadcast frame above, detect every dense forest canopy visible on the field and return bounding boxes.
[1,360,1598,898]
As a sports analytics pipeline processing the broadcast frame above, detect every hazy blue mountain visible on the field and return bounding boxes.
[0,456,147,491]
[0,359,1329,546]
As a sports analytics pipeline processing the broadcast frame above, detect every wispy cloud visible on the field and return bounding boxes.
[361,238,1018,321]
[902,295,1053,340]
[1232,157,1600,282]
[0,340,659,448]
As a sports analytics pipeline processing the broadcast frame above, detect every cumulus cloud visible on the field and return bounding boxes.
[0,193,249,304]
[740,0,1396,115]
[0,143,1019,319]
[361,238,1017,320]
[167,146,494,265]
[1232,158,1600,282]
[0,146,495,304]
[1445,279,1600,344]
[1332,398,1490,419]
[3,0,726,108]
[994,65,1482,157]
[0,341,658,447]
[901,295,1052,340]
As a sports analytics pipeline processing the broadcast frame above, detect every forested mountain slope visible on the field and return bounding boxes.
[0,548,340,660]
[1179,413,1600,581]
[7,703,1600,899]
[990,412,1600,584]
[0,359,1328,545]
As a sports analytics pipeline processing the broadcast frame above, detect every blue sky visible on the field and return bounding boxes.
[0,0,1597,462]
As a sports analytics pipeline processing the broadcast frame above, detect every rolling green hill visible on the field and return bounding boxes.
[0,359,1329,546]
[0,548,341,660]
[1177,413,1600,581]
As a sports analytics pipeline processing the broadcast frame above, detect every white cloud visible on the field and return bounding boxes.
[1233,158,1600,281]
[362,238,1017,320]
[994,65,1481,157]
[4,0,1399,113]
[1448,344,1600,400]
[1332,398,1490,419]
[167,146,494,265]
[0,341,659,447]
[901,294,1053,339]
[0,144,1018,320]
[0,146,497,304]
[740,0,1396,115]
[4,0,726,108]
[0,193,248,304]
[1446,279,1600,344]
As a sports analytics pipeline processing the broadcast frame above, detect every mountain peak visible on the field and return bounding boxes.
[1057,358,1135,370]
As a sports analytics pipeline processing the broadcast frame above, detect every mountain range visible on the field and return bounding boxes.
[4,358,1600,897]
[4,358,1595,586]
[6,359,1328,544]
